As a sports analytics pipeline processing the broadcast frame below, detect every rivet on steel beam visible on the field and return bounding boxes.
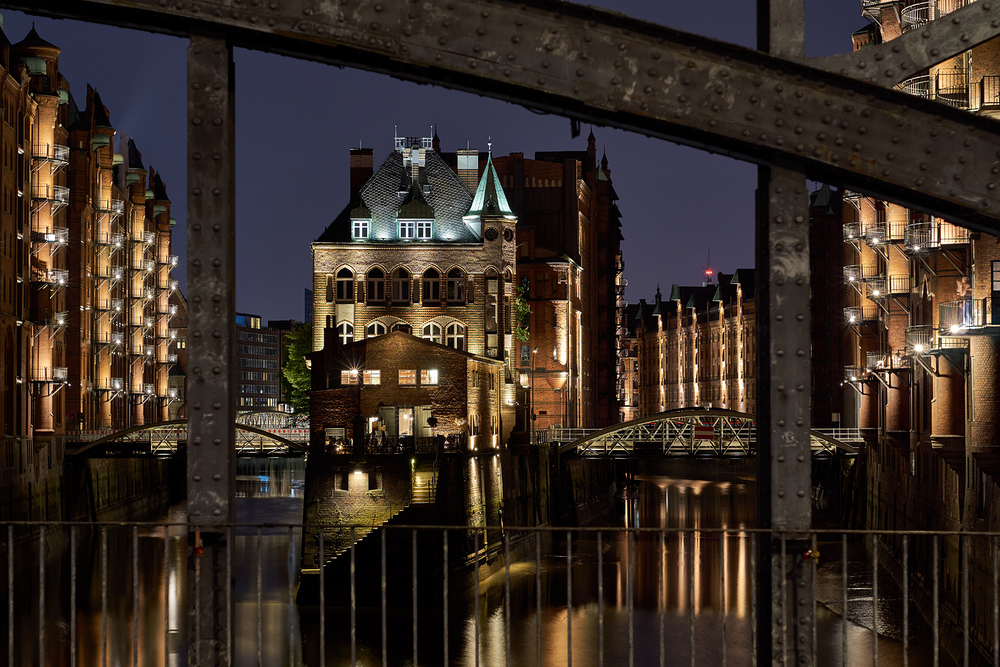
[778,491,786,498]
[796,313,804,320]
[194,403,202,410]
[817,133,826,141]
[214,438,222,445]
[193,437,202,445]
[778,420,786,427]
[213,509,222,516]
[796,419,804,426]
[213,330,222,338]
[778,455,786,462]
[746,113,755,121]
[916,178,925,186]
[797,490,806,498]
[777,350,785,357]
[214,474,222,481]
[194,475,202,482]
[214,402,222,410]
[192,224,202,232]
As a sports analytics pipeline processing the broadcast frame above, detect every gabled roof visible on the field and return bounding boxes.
[153,172,169,201]
[465,149,513,218]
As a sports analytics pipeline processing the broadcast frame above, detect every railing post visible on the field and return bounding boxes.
[757,0,814,663]
[186,32,236,666]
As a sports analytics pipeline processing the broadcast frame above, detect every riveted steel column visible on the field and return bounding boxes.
[187,33,236,666]
[757,0,814,664]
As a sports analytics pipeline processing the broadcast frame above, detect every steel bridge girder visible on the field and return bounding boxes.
[12,0,1000,232]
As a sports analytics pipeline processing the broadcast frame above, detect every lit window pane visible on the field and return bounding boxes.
[399,369,416,385]
[421,369,438,385]
[363,370,381,385]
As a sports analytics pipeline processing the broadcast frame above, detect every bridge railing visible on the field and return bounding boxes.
[1,521,991,666]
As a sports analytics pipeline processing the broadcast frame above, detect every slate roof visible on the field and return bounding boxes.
[127,137,144,171]
[318,148,477,243]
[92,90,113,129]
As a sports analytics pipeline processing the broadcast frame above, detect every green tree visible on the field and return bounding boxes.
[281,321,312,415]
[514,286,531,342]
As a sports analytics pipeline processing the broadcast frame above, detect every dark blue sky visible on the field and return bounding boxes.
[7,2,864,322]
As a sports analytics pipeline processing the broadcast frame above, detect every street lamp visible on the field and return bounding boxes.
[530,347,537,442]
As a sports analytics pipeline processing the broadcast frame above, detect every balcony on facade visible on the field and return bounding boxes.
[862,222,888,247]
[843,222,861,242]
[31,227,68,248]
[96,298,124,315]
[96,331,124,347]
[162,279,179,292]
[935,70,970,109]
[976,75,1000,111]
[32,268,69,290]
[159,302,179,317]
[844,365,867,383]
[30,183,70,215]
[845,305,879,325]
[96,232,125,250]
[97,377,124,393]
[900,75,931,99]
[130,383,155,396]
[940,298,997,333]
[131,231,156,246]
[96,198,125,220]
[905,325,933,354]
[866,350,909,371]
[31,143,70,174]
[95,264,124,283]
[33,367,69,383]
[938,220,970,245]
[904,221,934,252]
[142,287,156,302]
[901,0,967,32]
[886,274,911,295]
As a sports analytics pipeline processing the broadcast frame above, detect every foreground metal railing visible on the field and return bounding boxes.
[4,521,1000,666]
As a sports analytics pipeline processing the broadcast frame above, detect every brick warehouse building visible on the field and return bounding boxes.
[0,25,181,514]
[309,131,623,445]
[625,186,848,424]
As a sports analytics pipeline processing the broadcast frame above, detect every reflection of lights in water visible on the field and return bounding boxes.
[737,529,748,618]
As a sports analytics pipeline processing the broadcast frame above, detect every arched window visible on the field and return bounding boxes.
[366,321,387,337]
[422,269,440,302]
[337,321,354,346]
[445,323,465,351]
[336,268,354,302]
[447,268,465,304]
[392,268,410,303]
[367,268,385,303]
[422,322,442,344]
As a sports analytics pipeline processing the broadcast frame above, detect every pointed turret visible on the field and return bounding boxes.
[463,143,514,239]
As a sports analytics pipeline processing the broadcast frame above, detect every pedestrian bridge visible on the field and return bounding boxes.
[544,409,860,458]
[66,415,309,456]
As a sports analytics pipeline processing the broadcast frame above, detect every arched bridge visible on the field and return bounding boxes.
[546,409,860,458]
[66,419,309,457]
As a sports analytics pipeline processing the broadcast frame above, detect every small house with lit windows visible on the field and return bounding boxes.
[310,132,519,445]
[309,329,508,450]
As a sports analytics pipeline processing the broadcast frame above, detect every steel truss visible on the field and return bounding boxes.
[548,409,858,457]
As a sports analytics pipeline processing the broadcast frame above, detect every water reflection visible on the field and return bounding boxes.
[1,457,305,666]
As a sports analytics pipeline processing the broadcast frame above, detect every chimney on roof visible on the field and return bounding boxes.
[350,147,374,199]
[456,148,479,192]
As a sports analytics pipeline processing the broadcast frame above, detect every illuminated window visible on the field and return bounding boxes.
[336,268,354,301]
[447,268,465,303]
[417,220,432,239]
[422,322,442,344]
[392,268,410,302]
[353,219,368,239]
[422,269,440,302]
[340,370,356,385]
[367,268,385,303]
[363,370,381,385]
[421,369,438,385]
[446,322,465,351]
[366,321,386,337]
[399,369,416,385]
[399,220,415,239]
[337,321,354,345]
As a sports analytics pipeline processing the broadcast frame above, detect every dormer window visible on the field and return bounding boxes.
[417,220,432,239]
[353,219,369,239]
[399,220,415,239]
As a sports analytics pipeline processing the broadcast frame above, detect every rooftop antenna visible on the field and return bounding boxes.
[703,247,714,284]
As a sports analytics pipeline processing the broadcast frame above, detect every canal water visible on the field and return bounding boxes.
[2,459,951,666]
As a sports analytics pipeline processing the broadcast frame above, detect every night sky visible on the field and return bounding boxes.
[8,2,863,322]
